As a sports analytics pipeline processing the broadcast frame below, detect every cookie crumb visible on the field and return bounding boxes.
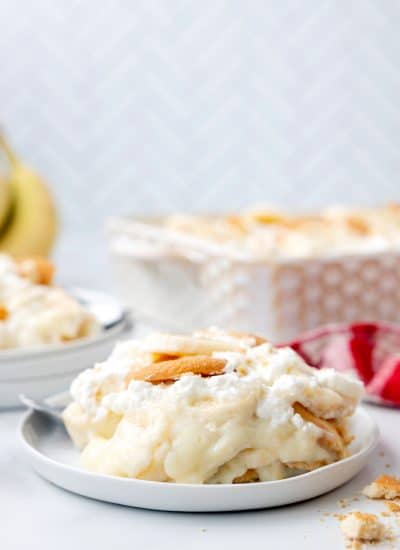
[385,502,400,513]
[363,475,400,500]
[340,512,385,543]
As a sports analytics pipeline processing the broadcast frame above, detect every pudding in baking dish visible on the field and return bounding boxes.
[164,203,400,258]
[0,254,99,349]
[63,328,363,484]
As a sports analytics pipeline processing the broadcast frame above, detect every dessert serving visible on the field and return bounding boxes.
[0,254,99,349]
[63,328,363,484]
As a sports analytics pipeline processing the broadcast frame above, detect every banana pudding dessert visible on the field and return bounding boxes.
[164,203,400,258]
[0,254,99,348]
[63,328,363,483]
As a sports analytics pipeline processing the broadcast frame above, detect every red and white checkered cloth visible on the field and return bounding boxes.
[282,322,400,406]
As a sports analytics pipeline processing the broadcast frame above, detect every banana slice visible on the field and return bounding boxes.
[141,333,248,356]
[195,328,267,347]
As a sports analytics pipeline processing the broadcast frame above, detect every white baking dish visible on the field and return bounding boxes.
[107,216,400,341]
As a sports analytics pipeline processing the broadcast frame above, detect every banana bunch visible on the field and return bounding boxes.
[0,135,57,257]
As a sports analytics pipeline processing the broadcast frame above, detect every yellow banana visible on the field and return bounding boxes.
[0,135,58,258]
[0,173,12,232]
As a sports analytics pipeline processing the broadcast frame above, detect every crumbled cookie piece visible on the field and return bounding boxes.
[0,305,8,320]
[385,501,400,513]
[363,475,400,500]
[338,498,350,509]
[18,257,55,285]
[340,512,385,543]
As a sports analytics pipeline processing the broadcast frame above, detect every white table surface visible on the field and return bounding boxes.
[1,403,399,550]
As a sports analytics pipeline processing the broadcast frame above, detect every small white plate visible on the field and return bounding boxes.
[19,393,379,512]
[0,288,131,408]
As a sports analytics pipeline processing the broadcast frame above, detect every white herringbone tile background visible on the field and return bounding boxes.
[0,0,400,285]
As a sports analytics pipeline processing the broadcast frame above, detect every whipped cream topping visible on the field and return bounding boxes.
[0,254,99,348]
[64,331,363,483]
[94,344,361,421]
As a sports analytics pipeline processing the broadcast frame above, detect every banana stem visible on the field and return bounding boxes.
[0,134,17,166]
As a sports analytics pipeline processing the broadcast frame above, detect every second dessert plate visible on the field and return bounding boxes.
[19,393,379,512]
[0,288,132,407]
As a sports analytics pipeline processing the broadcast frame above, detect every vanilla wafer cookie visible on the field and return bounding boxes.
[130,355,227,382]
[0,305,8,320]
[233,469,259,484]
[292,402,345,458]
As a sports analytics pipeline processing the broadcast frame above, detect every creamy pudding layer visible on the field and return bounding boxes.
[64,329,363,484]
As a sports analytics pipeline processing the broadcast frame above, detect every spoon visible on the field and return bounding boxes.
[19,394,63,421]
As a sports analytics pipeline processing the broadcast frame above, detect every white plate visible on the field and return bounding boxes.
[0,288,132,408]
[19,393,379,512]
